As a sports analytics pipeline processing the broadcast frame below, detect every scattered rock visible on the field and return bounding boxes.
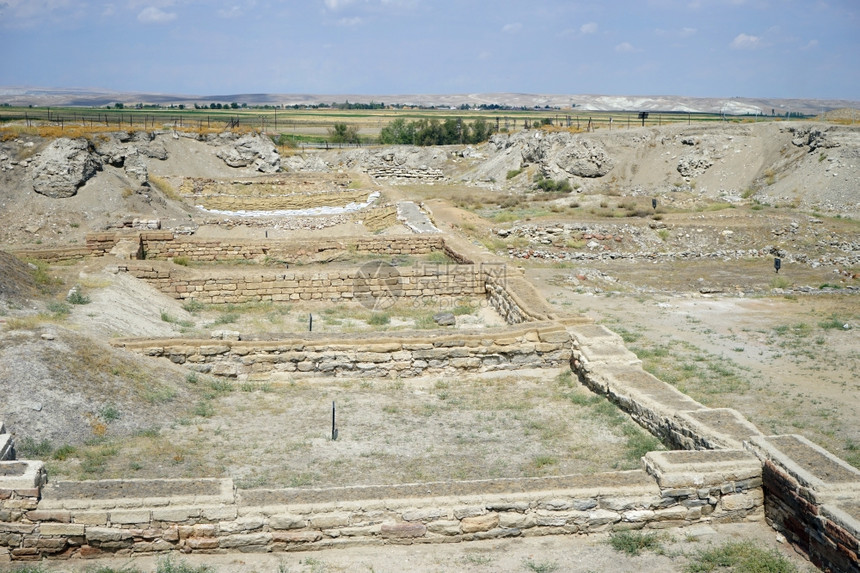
[433,312,456,326]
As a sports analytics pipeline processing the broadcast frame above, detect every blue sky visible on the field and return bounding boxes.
[0,0,857,99]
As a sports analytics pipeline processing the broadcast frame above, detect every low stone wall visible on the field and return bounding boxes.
[0,449,764,561]
[9,247,92,263]
[11,232,456,265]
[568,323,764,451]
[568,322,860,572]
[113,322,576,380]
[139,233,448,263]
[121,262,487,306]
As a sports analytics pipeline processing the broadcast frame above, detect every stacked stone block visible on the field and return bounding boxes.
[114,323,574,380]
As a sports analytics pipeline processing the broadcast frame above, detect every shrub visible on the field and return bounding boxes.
[506,168,522,180]
[368,312,391,326]
[213,312,238,325]
[534,175,572,193]
[182,299,205,313]
[818,313,847,330]
[99,403,121,421]
[47,301,71,316]
[685,540,798,573]
[16,437,53,458]
[66,288,90,305]
[609,531,663,556]
[156,556,214,573]
[173,256,190,266]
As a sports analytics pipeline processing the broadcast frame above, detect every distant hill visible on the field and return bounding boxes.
[0,87,857,116]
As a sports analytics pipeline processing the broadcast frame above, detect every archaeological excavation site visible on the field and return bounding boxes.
[0,116,858,572]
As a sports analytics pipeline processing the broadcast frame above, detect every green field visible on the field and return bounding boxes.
[0,104,776,144]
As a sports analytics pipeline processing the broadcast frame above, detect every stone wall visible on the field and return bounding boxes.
[113,322,576,380]
[567,322,860,572]
[0,449,764,561]
[139,233,448,263]
[121,262,487,306]
[13,232,454,265]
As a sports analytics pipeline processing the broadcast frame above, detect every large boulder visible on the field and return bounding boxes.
[517,131,614,178]
[553,138,614,178]
[29,138,102,198]
[215,133,281,173]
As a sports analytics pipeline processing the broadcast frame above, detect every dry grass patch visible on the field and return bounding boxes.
[45,369,665,486]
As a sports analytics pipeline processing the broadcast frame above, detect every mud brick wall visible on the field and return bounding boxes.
[749,435,860,573]
[113,323,574,379]
[0,451,764,562]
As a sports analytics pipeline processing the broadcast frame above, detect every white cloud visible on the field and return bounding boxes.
[137,6,176,24]
[217,2,257,19]
[580,22,597,34]
[730,33,761,49]
[324,0,356,9]
[337,16,363,26]
[615,42,636,53]
[801,39,819,50]
[478,50,492,60]
[680,27,696,37]
[0,0,74,24]
[502,22,522,33]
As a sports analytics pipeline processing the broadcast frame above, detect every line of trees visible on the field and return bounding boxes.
[378,117,493,146]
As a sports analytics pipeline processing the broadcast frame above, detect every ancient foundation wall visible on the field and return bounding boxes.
[11,232,454,264]
[567,322,860,573]
[750,435,860,573]
[139,233,448,263]
[0,450,764,562]
[121,262,486,305]
[113,322,576,380]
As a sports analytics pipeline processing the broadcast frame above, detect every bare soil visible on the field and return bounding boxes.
[1,119,858,570]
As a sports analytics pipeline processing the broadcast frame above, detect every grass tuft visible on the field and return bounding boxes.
[685,540,798,573]
[609,530,663,556]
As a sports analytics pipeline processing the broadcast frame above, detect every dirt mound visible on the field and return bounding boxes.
[0,325,199,450]
[0,250,35,303]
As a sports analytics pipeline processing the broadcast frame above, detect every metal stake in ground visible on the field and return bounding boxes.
[309,313,313,332]
[331,401,338,441]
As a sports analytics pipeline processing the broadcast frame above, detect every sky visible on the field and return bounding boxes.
[0,0,857,100]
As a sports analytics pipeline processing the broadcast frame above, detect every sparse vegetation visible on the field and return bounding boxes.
[149,175,181,201]
[609,530,664,556]
[685,540,798,573]
[534,174,573,193]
